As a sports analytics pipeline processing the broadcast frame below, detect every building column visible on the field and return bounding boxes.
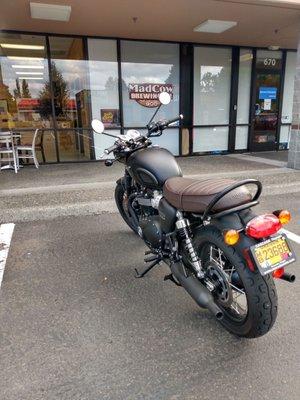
[288,40,300,169]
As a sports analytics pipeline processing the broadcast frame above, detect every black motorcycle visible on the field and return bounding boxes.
[92,92,296,338]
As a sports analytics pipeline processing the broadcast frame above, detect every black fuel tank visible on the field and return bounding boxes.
[127,147,182,189]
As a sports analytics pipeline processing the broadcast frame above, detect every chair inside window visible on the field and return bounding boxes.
[0,132,18,173]
[16,129,41,169]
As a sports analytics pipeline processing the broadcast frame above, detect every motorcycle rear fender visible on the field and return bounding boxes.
[209,208,256,232]
[195,208,258,259]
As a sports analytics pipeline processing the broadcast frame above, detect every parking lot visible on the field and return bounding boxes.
[0,153,300,400]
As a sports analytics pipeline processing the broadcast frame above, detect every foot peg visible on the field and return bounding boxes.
[164,273,181,286]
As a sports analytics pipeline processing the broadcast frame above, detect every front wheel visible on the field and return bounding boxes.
[192,226,278,338]
[115,183,139,234]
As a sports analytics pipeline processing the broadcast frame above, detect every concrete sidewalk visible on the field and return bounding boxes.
[1,151,299,223]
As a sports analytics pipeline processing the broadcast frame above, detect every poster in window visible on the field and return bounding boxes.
[101,109,119,127]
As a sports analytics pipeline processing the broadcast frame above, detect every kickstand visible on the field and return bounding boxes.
[134,258,161,278]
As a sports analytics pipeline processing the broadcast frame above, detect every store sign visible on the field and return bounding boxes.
[257,57,281,70]
[259,87,277,100]
[17,98,40,111]
[129,83,173,108]
[263,58,277,67]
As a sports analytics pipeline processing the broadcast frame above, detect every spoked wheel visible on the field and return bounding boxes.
[191,226,278,338]
[203,244,248,322]
[115,183,139,234]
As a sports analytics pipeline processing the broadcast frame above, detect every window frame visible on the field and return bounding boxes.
[0,28,297,162]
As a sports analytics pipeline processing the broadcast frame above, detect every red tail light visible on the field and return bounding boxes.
[246,214,282,239]
[243,248,255,271]
[272,267,285,279]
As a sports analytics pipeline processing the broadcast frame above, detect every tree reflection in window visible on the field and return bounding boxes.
[39,61,70,124]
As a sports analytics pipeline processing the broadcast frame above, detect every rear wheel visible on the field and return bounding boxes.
[115,183,139,234]
[192,226,278,338]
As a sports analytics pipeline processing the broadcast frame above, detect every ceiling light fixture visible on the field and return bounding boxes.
[240,53,253,62]
[15,71,43,75]
[0,43,44,50]
[8,56,44,61]
[30,2,71,21]
[17,77,43,80]
[12,65,44,69]
[194,20,237,33]
[268,45,280,50]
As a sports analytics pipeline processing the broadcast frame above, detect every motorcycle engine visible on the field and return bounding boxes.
[135,191,164,249]
[139,215,164,249]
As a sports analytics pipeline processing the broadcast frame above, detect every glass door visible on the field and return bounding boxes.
[250,50,282,152]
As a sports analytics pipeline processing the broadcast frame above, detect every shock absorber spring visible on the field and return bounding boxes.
[176,211,204,278]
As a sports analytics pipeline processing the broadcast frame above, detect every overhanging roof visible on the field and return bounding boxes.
[0,0,299,49]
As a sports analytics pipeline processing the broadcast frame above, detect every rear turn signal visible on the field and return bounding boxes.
[224,229,240,245]
[273,210,291,225]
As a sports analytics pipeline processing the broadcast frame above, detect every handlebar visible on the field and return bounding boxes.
[104,143,119,155]
[166,114,184,126]
[103,114,184,156]
[148,114,183,135]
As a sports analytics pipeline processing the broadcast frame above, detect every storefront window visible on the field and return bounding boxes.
[49,36,91,160]
[193,46,231,153]
[281,52,296,125]
[280,51,296,148]
[0,33,51,131]
[235,49,252,149]
[88,38,119,159]
[194,46,231,126]
[237,49,252,124]
[193,127,229,153]
[235,126,249,150]
[280,125,291,148]
[120,40,180,154]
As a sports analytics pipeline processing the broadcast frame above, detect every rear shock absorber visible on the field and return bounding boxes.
[175,211,204,279]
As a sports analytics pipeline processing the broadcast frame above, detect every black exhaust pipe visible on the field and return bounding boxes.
[171,261,223,320]
[280,272,296,283]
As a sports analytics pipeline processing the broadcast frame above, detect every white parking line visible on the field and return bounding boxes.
[280,228,300,245]
[0,223,15,289]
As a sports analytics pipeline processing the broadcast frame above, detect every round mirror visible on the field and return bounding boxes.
[91,119,105,134]
[159,92,171,105]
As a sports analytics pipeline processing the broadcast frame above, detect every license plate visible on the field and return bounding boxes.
[250,234,296,276]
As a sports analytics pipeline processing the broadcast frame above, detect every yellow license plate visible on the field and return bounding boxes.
[250,234,296,275]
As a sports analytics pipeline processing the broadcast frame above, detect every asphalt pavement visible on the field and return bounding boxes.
[0,152,299,399]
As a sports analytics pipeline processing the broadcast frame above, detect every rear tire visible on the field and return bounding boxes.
[192,226,278,338]
[115,183,138,234]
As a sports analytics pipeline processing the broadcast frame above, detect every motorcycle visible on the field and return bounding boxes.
[91,92,296,338]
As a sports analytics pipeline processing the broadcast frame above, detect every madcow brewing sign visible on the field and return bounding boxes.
[129,83,173,108]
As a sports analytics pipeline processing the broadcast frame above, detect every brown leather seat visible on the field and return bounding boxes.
[163,177,252,213]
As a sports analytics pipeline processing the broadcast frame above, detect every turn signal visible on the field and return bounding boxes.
[224,229,240,245]
[274,210,291,225]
